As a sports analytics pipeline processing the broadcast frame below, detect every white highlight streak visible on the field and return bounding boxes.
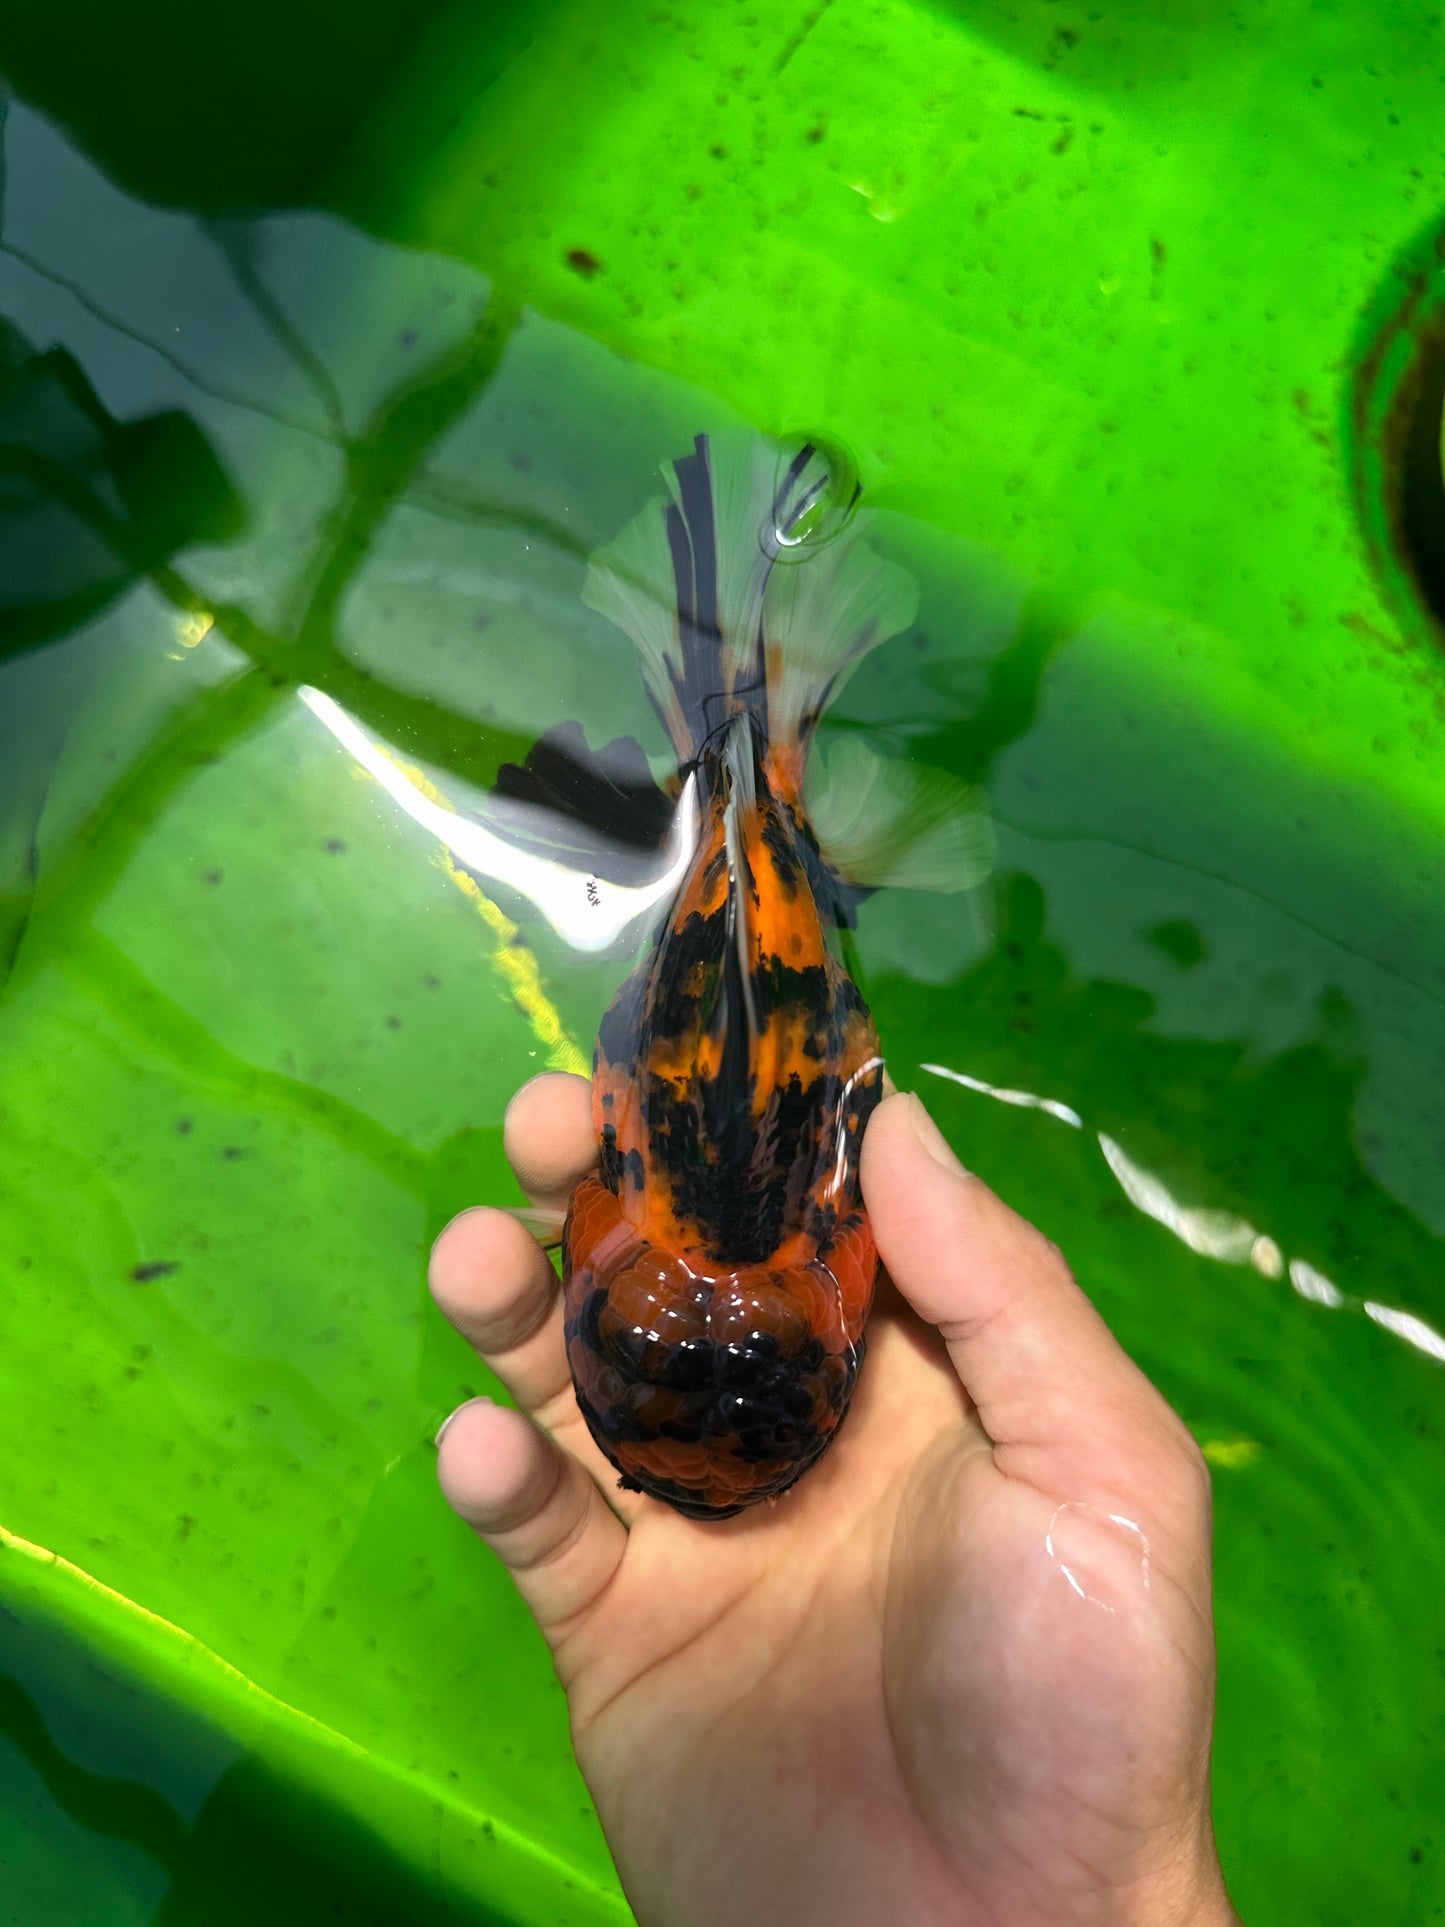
[1044,1503,1117,1615]
[1288,1259,1345,1309]
[1097,1134,1259,1263]
[298,686,697,952]
[922,1063,1082,1128]
[1363,1301,1445,1364]
[1250,1235,1284,1279]
[1106,1512,1151,1591]
[830,1055,886,1200]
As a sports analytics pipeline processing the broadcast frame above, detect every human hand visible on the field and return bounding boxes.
[431,1076,1240,1927]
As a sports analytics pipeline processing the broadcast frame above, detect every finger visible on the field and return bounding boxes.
[861,1093,1191,1479]
[442,1076,656,1518]
[504,1072,596,1209]
[430,1205,571,1412]
[436,1396,626,1641]
[430,1205,651,1519]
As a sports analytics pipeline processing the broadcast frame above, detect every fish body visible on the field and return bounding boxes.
[560,434,899,1519]
[565,717,883,1517]
[301,434,991,1517]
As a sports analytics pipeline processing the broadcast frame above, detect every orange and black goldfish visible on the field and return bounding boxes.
[294,430,986,1518]
[489,434,990,1519]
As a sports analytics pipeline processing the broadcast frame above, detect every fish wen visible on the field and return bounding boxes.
[489,433,991,1520]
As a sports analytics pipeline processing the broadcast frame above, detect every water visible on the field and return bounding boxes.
[2,3,1443,1922]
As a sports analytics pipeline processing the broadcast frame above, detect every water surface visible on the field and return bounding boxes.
[2,5,1443,1922]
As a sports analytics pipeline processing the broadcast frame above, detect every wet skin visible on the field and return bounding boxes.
[431,1077,1243,1927]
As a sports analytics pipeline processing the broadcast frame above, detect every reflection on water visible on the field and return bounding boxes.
[923,1061,1445,1363]
[2,46,1444,1927]
[297,685,700,952]
[1363,1298,1445,1364]
[920,1060,1083,1128]
[1288,1257,1345,1309]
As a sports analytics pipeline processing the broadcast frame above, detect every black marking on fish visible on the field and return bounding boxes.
[565,1273,867,1519]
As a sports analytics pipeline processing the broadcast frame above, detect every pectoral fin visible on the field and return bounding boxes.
[805,735,995,894]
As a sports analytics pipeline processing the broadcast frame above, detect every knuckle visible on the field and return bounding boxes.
[513,1475,590,1575]
[1039,1232,1069,1271]
[1033,1228,1078,1291]
[477,1284,554,1358]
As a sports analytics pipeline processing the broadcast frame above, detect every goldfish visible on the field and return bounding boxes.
[296,425,986,1518]
[489,432,989,1519]
[294,427,986,1520]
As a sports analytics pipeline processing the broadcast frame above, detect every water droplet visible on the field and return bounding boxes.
[770,436,862,557]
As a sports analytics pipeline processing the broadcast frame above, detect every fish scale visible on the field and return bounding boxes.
[564,714,882,1516]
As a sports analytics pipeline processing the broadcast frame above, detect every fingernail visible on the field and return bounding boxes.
[907,1094,969,1176]
[434,1395,493,1448]
[502,1078,548,1142]
[503,1068,587,1126]
[434,1204,488,1247]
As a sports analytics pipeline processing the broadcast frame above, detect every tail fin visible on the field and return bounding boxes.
[582,432,917,769]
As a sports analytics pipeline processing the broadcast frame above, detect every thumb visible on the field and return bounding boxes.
[861,1092,1178,1481]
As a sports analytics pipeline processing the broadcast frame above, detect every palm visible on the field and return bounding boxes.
[432,1079,1232,1927]
[552,1291,968,1926]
